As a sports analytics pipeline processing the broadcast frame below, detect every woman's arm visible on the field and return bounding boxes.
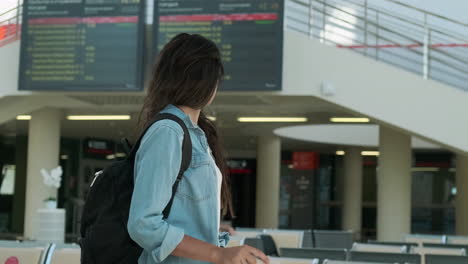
[173,235,270,264]
[127,124,186,262]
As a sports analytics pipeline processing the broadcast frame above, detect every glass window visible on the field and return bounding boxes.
[0,165,15,195]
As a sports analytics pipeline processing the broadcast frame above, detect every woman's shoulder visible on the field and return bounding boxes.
[140,119,184,145]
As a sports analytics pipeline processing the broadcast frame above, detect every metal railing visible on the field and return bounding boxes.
[285,0,468,91]
[0,5,21,47]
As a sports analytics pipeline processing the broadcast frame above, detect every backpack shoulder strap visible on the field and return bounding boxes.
[128,113,192,219]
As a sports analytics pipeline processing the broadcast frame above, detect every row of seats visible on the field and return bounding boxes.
[355,241,468,254]
[268,257,389,264]
[281,247,468,264]
[404,234,468,246]
[232,228,354,250]
[0,240,79,264]
[228,229,468,264]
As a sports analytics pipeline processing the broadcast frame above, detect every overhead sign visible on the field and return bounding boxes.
[154,0,284,91]
[19,0,145,91]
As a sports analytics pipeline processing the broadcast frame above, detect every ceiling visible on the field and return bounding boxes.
[0,93,372,153]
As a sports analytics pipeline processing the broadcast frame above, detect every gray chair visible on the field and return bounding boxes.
[404,234,446,246]
[46,243,81,264]
[280,248,347,264]
[351,242,407,253]
[425,254,468,264]
[424,242,468,252]
[258,234,280,256]
[324,261,390,264]
[447,236,468,246]
[243,237,265,252]
[0,240,51,264]
[313,230,354,250]
[302,230,313,248]
[368,240,418,252]
[349,251,421,264]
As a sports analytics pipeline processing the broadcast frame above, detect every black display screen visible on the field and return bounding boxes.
[154,0,284,91]
[19,0,145,91]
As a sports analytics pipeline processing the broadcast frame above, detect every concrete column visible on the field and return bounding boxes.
[24,108,61,239]
[377,126,412,241]
[342,148,363,240]
[255,135,281,228]
[456,154,468,235]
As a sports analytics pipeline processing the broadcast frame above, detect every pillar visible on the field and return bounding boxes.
[456,154,468,235]
[377,126,412,241]
[342,148,363,240]
[24,108,61,239]
[255,135,281,228]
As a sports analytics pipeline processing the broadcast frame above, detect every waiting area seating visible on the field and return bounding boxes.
[280,248,347,263]
[0,241,49,264]
[404,234,447,246]
[350,243,407,253]
[269,257,319,264]
[4,231,468,264]
[231,229,355,251]
[48,243,80,264]
[0,241,79,264]
[313,230,354,250]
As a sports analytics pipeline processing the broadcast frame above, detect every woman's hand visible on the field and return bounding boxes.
[212,245,270,264]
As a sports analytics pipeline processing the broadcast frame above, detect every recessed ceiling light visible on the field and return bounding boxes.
[336,150,345,156]
[60,154,68,160]
[330,117,370,123]
[412,167,439,172]
[67,115,131,121]
[238,117,308,123]
[361,151,379,156]
[115,152,127,158]
[16,115,31,120]
[207,116,217,121]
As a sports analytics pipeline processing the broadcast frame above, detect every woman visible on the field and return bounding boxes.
[127,33,269,264]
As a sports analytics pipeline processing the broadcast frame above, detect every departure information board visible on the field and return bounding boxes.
[154,0,284,91]
[19,0,145,91]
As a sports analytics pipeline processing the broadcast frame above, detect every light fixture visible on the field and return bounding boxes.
[238,117,308,123]
[330,117,370,123]
[106,154,116,160]
[60,154,69,160]
[115,152,127,158]
[336,150,345,156]
[361,151,379,156]
[412,167,439,172]
[67,115,131,121]
[207,116,217,121]
[16,115,31,120]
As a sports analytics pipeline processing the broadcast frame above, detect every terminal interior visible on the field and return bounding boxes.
[1,0,468,263]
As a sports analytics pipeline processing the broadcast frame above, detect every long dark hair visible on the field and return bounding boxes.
[137,33,233,216]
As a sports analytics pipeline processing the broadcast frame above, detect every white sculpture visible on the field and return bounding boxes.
[41,166,63,189]
[40,166,63,208]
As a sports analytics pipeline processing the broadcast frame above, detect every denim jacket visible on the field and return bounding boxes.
[127,104,229,264]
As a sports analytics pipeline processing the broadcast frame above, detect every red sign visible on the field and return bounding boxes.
[292,152,319,170]
[159,13,278,22]
[5,257,19,264]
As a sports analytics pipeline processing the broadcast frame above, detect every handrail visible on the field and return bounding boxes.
[384,0,468,29]
[302,0,468,72]
[0,6,19,18]
[338,0,468,43]
[0,4,21,46]
[285,0,468,90]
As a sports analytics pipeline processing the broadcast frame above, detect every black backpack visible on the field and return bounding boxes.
[79,113,192,264]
